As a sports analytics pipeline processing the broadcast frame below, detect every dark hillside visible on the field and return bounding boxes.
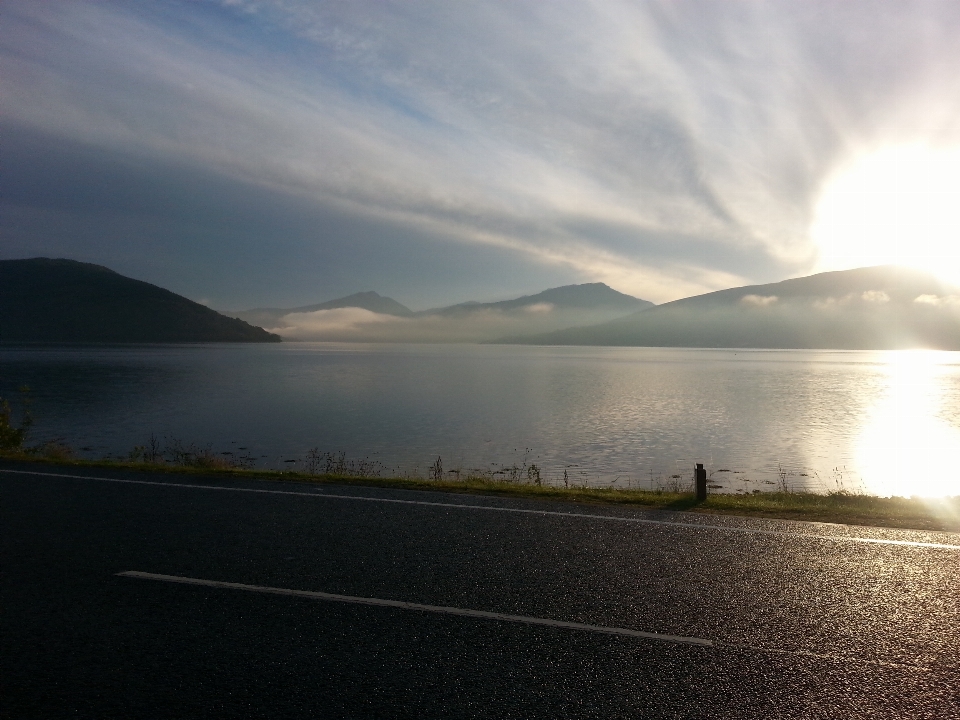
[0,258,280,343]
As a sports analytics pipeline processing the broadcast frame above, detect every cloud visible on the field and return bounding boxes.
[5,1,960,305]
[915,294,960,307]
[861,290,890,303]
[814,295,849,311]
[268,307,508,342]
[269,307,404,337]
[269,303,642,342]
[522,303,554,314]
[740,295,778,307]
[815,292,891,310]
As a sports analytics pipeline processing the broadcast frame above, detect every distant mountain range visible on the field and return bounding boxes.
[229,283,652,343]
[6,258,957,349]
[499,266,960,350]
[0,258,280,343]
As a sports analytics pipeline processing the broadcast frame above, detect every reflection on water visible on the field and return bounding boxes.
[1,344,959,497]
[856,351,960,497]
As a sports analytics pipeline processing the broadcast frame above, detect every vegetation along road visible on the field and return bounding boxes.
[2,461,959,718]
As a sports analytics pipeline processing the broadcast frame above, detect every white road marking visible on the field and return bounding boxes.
[117,571,713,646]
[117,570,929,669]
[4,468,959,550]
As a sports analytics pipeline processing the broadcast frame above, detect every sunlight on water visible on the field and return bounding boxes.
[4,345,960,497]
[856,351,960,497]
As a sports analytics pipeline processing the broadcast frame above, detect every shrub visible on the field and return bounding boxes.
[0,387,32,452]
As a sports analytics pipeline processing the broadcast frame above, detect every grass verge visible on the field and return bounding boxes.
[2,451,958,533]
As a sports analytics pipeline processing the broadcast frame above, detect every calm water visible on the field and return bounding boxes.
[2,343,959,497]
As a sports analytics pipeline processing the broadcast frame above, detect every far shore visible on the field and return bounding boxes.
[2,452,957,534]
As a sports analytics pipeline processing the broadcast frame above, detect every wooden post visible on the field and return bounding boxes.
[695,463,707,501]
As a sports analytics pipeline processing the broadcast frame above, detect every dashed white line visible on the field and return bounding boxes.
[117,570,713,646]
[4,468,959,550]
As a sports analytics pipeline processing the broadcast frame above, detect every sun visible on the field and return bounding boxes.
[810,144,960,285]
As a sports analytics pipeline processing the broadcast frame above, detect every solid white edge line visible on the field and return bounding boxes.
[4,467,959,550]
[116,571,713,647]
[117,571,932,670]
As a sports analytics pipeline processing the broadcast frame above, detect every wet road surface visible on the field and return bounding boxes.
[2,462,959,718]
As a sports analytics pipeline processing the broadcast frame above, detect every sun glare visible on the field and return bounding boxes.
[856,351,960,498]
[811,144,960,285]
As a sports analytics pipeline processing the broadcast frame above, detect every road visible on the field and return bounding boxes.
[2,461,959,718]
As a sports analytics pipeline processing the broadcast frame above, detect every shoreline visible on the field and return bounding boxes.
[3,452,957,533]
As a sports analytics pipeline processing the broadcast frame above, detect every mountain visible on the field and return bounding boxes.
[420,283,651,316]
[498,266,960,349]
[235,282,653,342]
[230,291,413,329]
[0,258,280,343]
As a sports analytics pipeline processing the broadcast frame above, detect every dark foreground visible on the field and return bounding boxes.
[2,462,959,719]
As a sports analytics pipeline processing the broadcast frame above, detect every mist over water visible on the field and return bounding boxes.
[2,343,959,497]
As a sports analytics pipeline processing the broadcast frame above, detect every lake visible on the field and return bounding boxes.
[2,343,959,497]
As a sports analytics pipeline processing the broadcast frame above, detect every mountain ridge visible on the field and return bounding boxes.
[0,258,280,343]
[417,282,652,316]
[227,282,653,342]
[496,266,960,349]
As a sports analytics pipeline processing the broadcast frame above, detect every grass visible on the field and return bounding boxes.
[3,449,958,533]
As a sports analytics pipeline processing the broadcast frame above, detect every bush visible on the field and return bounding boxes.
[0,387,32,452]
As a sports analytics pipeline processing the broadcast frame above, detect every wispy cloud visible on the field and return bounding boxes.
[269,307,403,337]
[265,300,645,343]
[4,1,960,305]
[740,295,778,308]
[915,294,960,308]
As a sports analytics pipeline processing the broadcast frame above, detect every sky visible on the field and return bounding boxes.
[3,0,960,310]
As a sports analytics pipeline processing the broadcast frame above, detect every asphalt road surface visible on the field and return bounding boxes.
[2,461,959,719]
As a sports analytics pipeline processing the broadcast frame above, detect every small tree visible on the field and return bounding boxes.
[0,386,32,452]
